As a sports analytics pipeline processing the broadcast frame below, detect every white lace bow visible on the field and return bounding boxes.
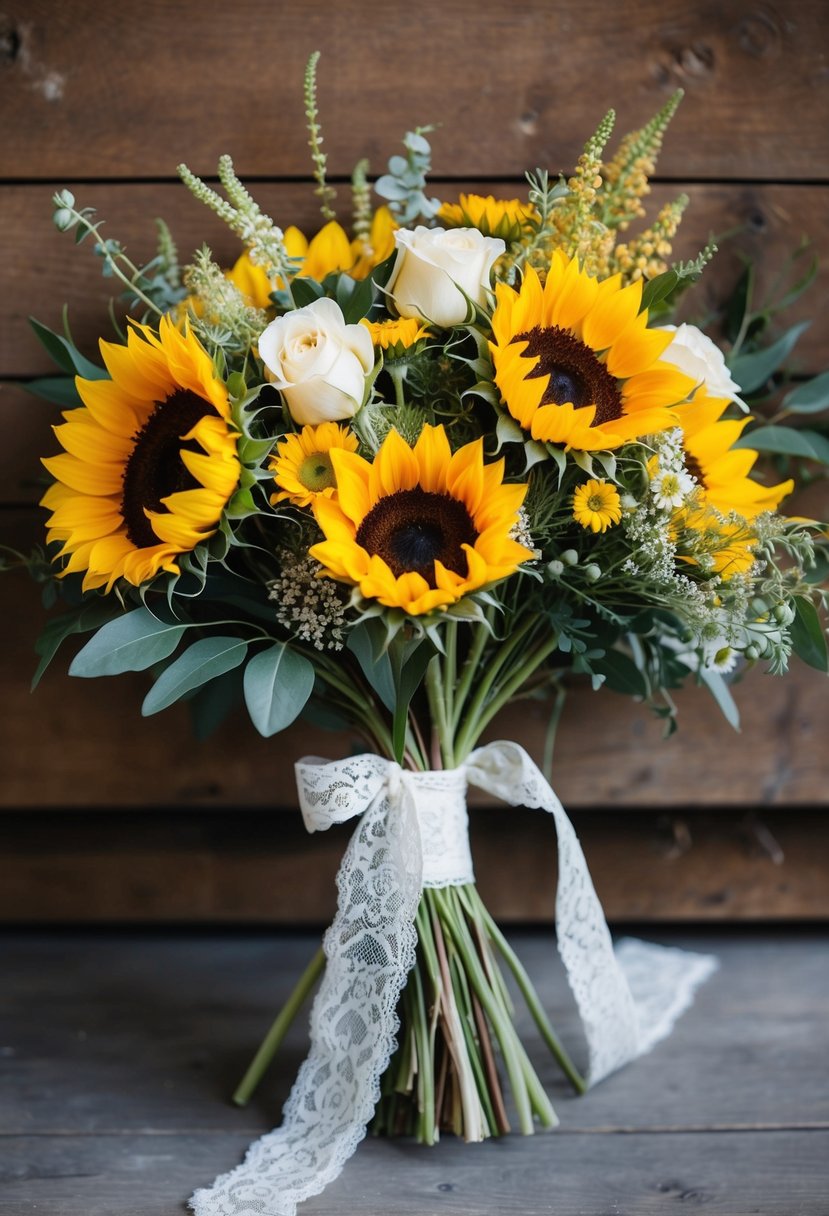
[191,740,716,1216]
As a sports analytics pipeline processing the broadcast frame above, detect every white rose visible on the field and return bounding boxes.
[659,323,746,409]
[258,297,374,425]
[386,226,505,327]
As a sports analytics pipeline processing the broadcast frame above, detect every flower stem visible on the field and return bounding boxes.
[425,655,453,769]
[233,946,325,1106]
[472,896,586,1095]
[431,887,536,1134]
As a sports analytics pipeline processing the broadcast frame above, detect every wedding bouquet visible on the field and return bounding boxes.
[13,53,828,1216]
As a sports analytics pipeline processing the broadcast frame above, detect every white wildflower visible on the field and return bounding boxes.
[268,552,349,651]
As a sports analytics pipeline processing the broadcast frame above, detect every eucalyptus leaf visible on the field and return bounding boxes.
[734,425,829,464]
[25,377,83,409]
[189,665,245,739]
[728,320,810,394]
[29,317,108,380]
[243,643,315,736]
[32,600,119,689]
[143,637,248,716]
[781,373,829,415]
[69,607,187,677]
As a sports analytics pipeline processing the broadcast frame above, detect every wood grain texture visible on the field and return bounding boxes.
[1,0,826,181]
[1,808,827,922]
[1,930,827,1213]
[2,181,827,388]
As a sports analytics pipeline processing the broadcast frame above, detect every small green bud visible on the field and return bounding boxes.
[560,549,579,566]
[773,602,795,626]
[744,644,760,661]
[547,560,564,577]
[53,209,75,232]
[584,563,601,582]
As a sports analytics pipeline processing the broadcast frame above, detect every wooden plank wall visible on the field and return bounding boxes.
[1,0,827,922]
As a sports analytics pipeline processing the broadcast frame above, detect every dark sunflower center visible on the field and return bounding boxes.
[121,390,213,548]
[684,452,705,486]
[515,325,623,426]
[356,487,477,586]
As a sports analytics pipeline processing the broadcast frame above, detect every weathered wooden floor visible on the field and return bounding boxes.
[1,929,827,1215]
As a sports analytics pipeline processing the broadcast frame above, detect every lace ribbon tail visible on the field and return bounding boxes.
[465,740,716,1087]
[190,760,423,1216]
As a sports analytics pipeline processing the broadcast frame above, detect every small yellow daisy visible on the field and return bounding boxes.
[270,423,359,509]
[360,316,431,358]
[572,479,622,533]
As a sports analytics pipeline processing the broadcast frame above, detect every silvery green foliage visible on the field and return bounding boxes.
[375,130,442,226]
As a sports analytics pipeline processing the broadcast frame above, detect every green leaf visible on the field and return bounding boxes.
[593,650,647,697]
[729,321,811,394]
[291,278,325,308]
[243,643,315,737]
[142,636,248,715]
[790,596,828,672]
[25,377,83,409]
[640,269,679,314]
[347,621,396,711]
[32,600,119,689]
[29,318,108,380]
[698,668,741,730]
[69,607,187,677]
[724,263,754,346]
[339,271,377,325]
[734,425,829,465]
[781,373,829,415]
[391,642,433,763]
[189,665,244,739]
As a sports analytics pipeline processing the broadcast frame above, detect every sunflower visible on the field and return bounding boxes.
[41,316,240,592]
[310,425,532,615]
[674,393,793,518]
[439,193,537,243]
[572,479,622,533]
[270,423,359,508]
[490,250,695,452]
[360,316,431,358]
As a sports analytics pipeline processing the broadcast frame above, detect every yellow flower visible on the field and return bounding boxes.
[310,424,532,615]
[284,220,354,282]
[490,250,695,452]
[675,507,758,580]
[439,194,537,243]
[350,207,398,279]
[572,479,622,533]
[270,423,359,509]
[226,250,273,310]
[41,317,240,593]
[284,208,397,283]
[360,316,431,358]
[674,393,793,519]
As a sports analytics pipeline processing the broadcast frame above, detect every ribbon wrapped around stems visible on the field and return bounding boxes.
[191,741,717,1216]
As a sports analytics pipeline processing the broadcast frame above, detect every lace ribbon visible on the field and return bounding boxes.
[191,741,716,1216]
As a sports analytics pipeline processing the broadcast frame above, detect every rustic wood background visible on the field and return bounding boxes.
[1,0,827,922]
